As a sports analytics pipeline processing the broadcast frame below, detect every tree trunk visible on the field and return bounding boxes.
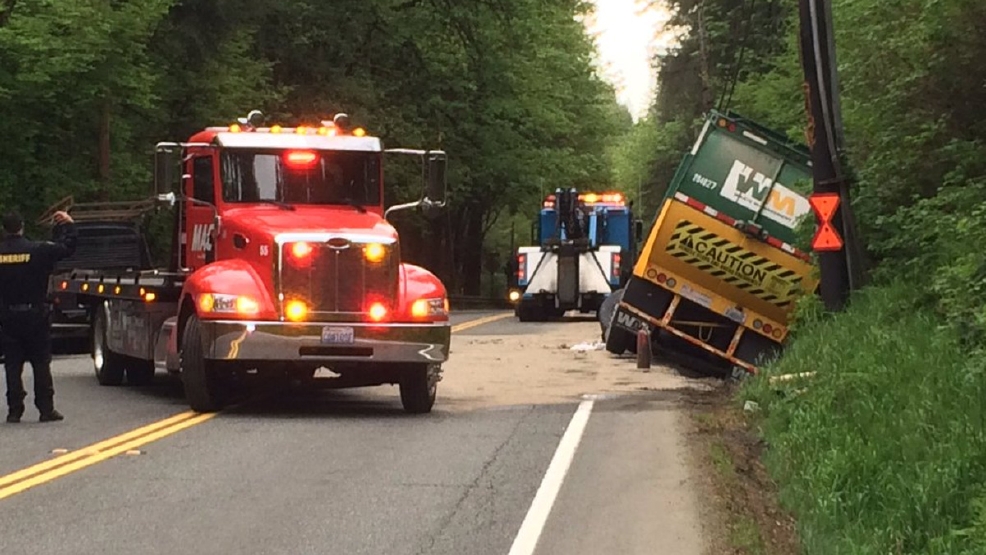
[98,98,111,200]
[456,204,485,296]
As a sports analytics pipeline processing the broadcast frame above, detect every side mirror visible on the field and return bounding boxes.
[154,142,181,196]
[635,219,644,239]
[425,151,447,205]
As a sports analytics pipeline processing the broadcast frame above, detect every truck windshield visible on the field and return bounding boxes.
[220,149,381,206]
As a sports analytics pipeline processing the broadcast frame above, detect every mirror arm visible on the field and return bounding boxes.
[155,191,219,217]
[384,200,423,220]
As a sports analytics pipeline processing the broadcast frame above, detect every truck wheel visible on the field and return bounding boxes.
[399,363,439,414]
[598,290,623,340]
[517,301,545,322]
[93,308,126,386]
[181,315,225,413]
[126,359,155,387]
[605,325,636,355]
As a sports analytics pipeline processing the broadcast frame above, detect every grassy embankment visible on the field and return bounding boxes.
[738,282,986,554]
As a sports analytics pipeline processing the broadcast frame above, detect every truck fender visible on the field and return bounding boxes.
[399,263,448,320]
[175,260,278,349]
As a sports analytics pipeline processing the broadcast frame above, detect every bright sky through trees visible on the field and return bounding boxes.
[584,0,673,121]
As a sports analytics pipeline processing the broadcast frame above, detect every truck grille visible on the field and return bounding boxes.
[279,239,399,317]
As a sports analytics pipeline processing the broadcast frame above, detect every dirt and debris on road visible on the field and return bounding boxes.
[440,318,715,411]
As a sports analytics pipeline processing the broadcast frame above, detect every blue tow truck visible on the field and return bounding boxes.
[508,189,642,321]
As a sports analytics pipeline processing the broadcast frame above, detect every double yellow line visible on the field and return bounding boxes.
[0,311,512,501]
[0,411,214,500]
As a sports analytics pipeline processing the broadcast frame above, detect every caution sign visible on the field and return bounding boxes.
[665,220,803,308]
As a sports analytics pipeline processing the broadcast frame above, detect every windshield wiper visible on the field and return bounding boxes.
[344,199,367,214]
[258,199,296,211]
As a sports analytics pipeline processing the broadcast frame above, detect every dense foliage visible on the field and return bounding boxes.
[627,0,986,551]
[0,0,630,295]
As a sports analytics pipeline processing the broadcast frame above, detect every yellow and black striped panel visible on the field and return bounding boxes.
[664,220,803,308]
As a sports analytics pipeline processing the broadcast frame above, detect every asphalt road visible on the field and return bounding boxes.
[0,310,708,555]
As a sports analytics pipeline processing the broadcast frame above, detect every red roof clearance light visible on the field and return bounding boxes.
[285,151,319,168]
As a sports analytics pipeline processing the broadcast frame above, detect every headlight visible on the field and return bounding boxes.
[198,293,260,315]
[508,290,521,302]
[411,298,447,318]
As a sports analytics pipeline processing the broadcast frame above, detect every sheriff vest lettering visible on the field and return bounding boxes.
[0,253,31,264]
[663,220,802,308]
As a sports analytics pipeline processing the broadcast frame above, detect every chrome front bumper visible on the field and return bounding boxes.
[199,320,451,364]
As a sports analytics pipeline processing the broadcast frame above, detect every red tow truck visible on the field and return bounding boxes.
[58,110,451,414]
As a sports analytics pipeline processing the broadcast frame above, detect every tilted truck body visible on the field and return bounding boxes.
[511,189,641,321]
[602,110,819,373]
[58,111,452,413]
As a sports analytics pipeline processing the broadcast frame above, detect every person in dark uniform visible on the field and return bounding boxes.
[0,210,77,423]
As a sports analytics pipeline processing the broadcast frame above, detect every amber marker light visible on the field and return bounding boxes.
[198,293,215,312]
[291,241,314,259]
[285,300,308,322]
[364,243,386,263]
[411,299,429,318]
[236,297,260,315]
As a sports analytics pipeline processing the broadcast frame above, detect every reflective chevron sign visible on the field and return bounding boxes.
[664,220,804,308]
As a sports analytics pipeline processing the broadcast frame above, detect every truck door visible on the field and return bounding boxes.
[184,152,218,269]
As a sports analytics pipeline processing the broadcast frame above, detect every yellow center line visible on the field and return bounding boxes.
[450,311,512,333]
[0,410,198,489]
[0,311,512,501]
[0,413,215,501]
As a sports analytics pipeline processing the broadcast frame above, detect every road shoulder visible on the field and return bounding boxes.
[533,391,710,555]
[682,383,801,555]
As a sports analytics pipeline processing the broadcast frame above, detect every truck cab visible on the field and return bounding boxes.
[70,111,452,414]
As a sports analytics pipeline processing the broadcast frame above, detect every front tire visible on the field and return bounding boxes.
[399,363,439,414]
[180,315,225,413]
[93,308,126,386]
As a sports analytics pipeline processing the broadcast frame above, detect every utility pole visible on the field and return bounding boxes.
[798,0,863,311]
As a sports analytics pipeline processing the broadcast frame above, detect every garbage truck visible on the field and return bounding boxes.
[601,110,820,373]
[509,189,641,321]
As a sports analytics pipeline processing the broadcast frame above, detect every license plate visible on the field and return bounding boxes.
[321,326,355,345]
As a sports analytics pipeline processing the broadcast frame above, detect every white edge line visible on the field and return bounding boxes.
[507,399,595,555]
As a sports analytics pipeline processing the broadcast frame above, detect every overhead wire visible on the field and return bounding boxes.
[715,0,761,113]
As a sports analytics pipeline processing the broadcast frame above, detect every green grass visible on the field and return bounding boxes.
[743,282,986,554]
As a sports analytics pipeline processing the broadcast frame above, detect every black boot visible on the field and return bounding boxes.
[6,408,22,423]
[39,409,64,423]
